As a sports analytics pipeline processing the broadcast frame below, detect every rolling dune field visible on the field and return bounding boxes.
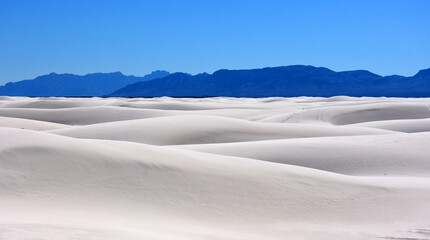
[1,96,430,240]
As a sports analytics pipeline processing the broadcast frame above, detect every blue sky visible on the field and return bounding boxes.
[0,0,429,85]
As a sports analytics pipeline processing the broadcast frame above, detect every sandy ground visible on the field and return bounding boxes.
[1,96,430,240]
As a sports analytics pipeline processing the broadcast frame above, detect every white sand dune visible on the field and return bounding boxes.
[51,115,394,145]
[0,98,103,109]
[0,116,69,131]
[1,97,430,240]
[348,118,430,133]
[261,102,430,125]
[0,106,172,125]
[176,132,430,176]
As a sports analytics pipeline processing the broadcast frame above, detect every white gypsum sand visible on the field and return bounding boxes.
[1,96,430,240]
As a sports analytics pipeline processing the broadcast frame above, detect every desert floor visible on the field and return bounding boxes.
[1,96,430,240]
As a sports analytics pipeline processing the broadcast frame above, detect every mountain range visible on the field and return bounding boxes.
[1,66,430,97]
[0,70,170,97]
[109,66,430,97]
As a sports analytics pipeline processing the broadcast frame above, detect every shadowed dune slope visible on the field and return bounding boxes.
[176,132,430,176]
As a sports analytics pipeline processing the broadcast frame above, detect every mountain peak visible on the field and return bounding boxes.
[151,70,169,74]
[414,68,430,78]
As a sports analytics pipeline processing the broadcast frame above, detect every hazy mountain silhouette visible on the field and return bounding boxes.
[1,66,429,97]
[0,70,169,97]
[109,65,430,97]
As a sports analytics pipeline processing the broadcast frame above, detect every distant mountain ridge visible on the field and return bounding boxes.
[0,70,170,97]
[109,65,430,97]
[1,66,430,97]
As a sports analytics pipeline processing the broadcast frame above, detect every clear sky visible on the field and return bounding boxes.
[0,0,429,85]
